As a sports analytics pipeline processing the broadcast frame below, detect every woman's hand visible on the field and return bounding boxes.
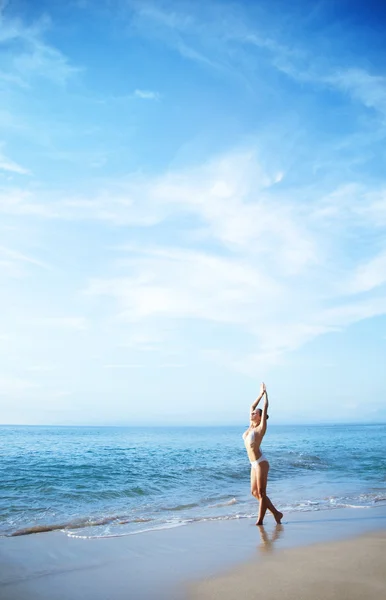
[251,382,267,412]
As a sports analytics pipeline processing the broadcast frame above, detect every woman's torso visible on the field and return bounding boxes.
[242,426,264,462]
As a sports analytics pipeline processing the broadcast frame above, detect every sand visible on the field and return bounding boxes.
[188,531,386,600]
[0,506,385,600]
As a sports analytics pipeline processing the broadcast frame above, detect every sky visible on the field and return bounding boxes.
[0,0,385,425]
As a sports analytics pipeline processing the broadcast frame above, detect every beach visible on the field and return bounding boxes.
[188,529,386,600]
[1,505,385,600]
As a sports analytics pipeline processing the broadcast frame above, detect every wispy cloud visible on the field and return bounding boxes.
[0,9,79,87]
[129,1,231,74]
[134,89,160,100]
[104,363,145,368]
[327,69,386,117]
[117,331,165,351]
[0,149,30,175]
[0,245,50,277]
[104,362,184,369]
[53,145,383,372]
[30,317,87,330]
[26,364,56,373]
[345,250,386,295]
[1,144,385,371]
[128,1,386,121]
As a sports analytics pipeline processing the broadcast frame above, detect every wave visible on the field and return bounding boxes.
[62,500,383,539]
[207,498,237,508]
[159,502,201,512]
[8,514,138,537]
[65,521,190,539]
[159,497,238,511]
[6,492,386,539]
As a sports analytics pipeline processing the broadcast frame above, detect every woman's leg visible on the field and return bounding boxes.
[250,465,257,498]
[255,462,283,525]
[251,464,268,523]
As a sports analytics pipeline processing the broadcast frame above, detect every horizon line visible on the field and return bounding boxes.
[0,422,385,428]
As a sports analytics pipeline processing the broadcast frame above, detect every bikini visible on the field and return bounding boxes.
[242,429,268,468]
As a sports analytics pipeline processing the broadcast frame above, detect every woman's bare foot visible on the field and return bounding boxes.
[274,511,283,524]
[255,520,264,526]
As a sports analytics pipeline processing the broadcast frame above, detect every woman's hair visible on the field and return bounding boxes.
[255,408,269,420]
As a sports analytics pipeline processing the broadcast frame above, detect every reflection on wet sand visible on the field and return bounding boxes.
[257,524,284,553]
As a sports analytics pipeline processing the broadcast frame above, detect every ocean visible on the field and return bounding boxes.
[0,424,385,538]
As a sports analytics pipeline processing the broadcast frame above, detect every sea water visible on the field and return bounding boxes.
[0,424,385,538]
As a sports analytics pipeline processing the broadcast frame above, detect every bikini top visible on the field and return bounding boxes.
[242,429,255,442]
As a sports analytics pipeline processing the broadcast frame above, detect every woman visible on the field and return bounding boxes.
[242,383,283,526]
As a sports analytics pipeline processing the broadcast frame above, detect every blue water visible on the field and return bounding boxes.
[0,424,385,538]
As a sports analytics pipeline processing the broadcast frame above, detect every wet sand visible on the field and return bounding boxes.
[0,506,385,600]
[188,531,386,600]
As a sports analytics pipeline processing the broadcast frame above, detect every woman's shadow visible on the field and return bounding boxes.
[257,524,284,554]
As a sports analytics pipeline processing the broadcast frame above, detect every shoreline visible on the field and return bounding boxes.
[1,505,385,599]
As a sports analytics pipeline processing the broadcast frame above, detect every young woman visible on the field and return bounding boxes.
[242,383,283,526]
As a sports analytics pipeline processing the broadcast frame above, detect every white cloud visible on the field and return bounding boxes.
[345,250,386,294]
[0,98,385,377]
[1,143,385,375]
[117,331,165,351]
[73,144,386,372]
[321,296,386,329]
[0,245,49,269]
[128,1,386,121]
[0,245,50,278]
[26,364,56,372]
[104,363,145,368]
[134,89,160,100]
[30,317,87,330]
[0,10,79,86]
[87,246,281,324]
[0,151,30,175]
[104,362,183,369]
[327,69,386,117]
[358,189,386,226]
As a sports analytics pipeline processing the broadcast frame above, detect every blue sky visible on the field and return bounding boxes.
[0,0,385,425]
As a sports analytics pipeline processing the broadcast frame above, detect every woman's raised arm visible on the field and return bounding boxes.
[261,390,269,423]
[250,382,266,414]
